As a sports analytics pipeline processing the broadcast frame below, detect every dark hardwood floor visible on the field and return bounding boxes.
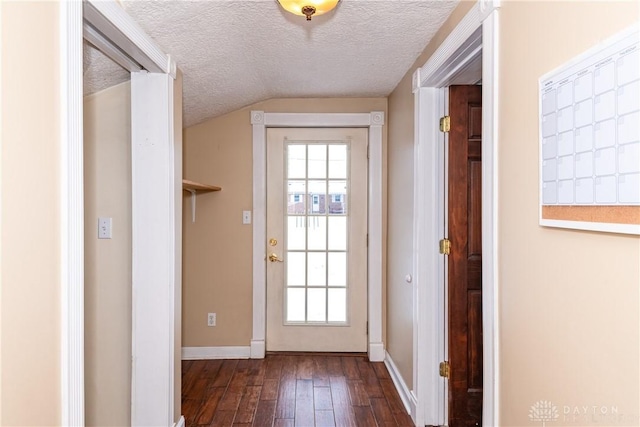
[182,354,414,427]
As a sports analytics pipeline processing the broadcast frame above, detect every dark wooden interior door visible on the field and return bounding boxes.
[448,85,483,427]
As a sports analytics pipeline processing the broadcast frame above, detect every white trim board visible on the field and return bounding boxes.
[83,1,176,77]
[411,86,447,427]
[384,352,414,416]
[411,0,501,426]
[131,71,179,427]
[250,111,385,362]
[182,347,251,360]
[60,2,84,425]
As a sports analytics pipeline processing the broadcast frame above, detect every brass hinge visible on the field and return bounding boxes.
[439,115,451,133]
[439,361,450,378]
[439,238,451,255]
[366,321,369,335]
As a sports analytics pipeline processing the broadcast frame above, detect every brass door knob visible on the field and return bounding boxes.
[268,253,284,263]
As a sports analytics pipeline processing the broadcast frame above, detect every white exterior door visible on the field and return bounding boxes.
[266,128,368,352]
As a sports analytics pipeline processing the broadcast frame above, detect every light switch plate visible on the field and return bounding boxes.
[98,217,112,239]
[242,210,252,225]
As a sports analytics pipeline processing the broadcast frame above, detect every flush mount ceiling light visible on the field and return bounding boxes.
[277,0,340,21]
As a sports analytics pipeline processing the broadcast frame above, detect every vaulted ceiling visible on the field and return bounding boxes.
[83,0,459,127]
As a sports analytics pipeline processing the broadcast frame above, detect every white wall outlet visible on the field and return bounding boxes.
[98,217,112,239]
[207,312,216,327]
[242,210,252,225]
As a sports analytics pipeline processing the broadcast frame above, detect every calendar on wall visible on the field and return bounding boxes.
[539,26,640,235]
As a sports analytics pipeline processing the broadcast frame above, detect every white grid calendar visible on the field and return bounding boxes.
[539,27,640,207]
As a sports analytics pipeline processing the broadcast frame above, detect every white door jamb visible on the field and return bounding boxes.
[411,1,501,425]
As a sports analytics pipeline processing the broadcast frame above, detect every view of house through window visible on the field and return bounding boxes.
[285,143,349,323]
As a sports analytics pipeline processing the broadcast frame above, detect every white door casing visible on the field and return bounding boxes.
[60,2,84,424]
[61,1,181,425]
[130,71,180,427]
[251,111,385,362]
[411,1,500,426]
[265,128,368,352]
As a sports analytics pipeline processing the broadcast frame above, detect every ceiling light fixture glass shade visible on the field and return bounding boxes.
[277,0,340,21]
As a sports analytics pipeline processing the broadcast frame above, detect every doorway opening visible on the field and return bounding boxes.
[250,111,385,362]
[62,2,181,424]
[411,2,500,426]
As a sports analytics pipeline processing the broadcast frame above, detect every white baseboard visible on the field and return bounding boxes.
[384,351,414,416]
[173,415,185,427]
[250,340,265,359]
[181,346,251,360]
[369,342,385,362]
[409,390,419,424]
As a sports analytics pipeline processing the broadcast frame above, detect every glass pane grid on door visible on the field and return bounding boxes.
[285,142,349,325]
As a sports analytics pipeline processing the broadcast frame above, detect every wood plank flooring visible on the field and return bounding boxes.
[182,354,414,427]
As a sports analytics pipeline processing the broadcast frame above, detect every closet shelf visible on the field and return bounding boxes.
[182,179,221,192]
[183,179,221,222]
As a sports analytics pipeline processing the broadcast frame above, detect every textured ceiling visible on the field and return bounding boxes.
[84,0,459,127]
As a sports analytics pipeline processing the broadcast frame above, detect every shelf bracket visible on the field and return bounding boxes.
[187,189,197,222]
[182,179,221,223]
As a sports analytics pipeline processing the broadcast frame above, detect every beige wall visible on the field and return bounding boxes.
[173,71,184,424]
[84,82,132,426]
[386,0,475,391]
[183,98,387,348]
[499,1,640,425]
[1,1,61,424]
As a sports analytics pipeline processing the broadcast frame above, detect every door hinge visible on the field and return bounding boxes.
[366,234,369,247]
[366,321,369,335]
[439,115,451,133]
[439,238,451,255]
[439,361,450,378]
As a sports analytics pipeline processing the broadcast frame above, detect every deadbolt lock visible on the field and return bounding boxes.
[269,238,278,247]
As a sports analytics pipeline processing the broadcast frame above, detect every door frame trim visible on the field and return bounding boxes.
[61,1,180,424]
[60,2,84,424]
[250,111,385,362]
[411,1,500,425]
